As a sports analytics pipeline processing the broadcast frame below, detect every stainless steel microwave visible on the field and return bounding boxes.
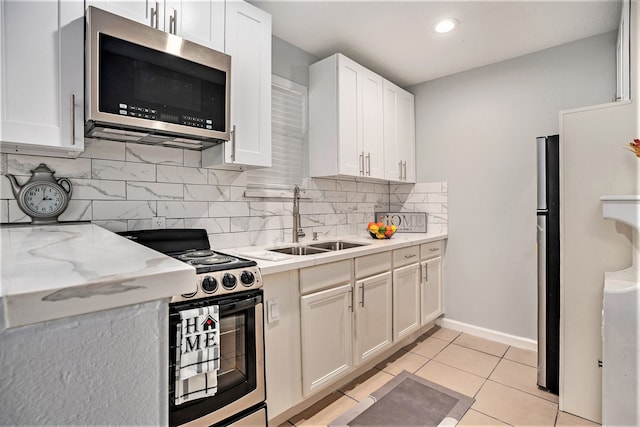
[85,6,231,150]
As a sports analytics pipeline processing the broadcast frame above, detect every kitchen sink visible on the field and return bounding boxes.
[307,241,370,251]
[268,246,330,256]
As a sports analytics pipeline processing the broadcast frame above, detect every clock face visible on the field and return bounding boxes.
[22,184,66,217]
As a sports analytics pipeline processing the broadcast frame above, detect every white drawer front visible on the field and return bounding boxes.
[393,245,420,267]
[300,259,352,295]
[355,252,391,279]
[421,241,443,260]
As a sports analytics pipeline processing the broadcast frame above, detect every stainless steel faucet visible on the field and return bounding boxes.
[293,185,305,243]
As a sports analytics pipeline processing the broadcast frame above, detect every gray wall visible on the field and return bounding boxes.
[0,300,168,425]
[409,31,617,340]
[272,36,318,86]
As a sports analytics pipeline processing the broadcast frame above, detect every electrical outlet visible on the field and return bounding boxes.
[152,216,166,229]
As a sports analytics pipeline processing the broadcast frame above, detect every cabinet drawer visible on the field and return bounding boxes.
[300,260,352,295]
[355,252,391,279]
[421,241,443,260]
[393,245,420,267]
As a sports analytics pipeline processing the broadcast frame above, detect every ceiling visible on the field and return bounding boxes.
[249,0,623,87]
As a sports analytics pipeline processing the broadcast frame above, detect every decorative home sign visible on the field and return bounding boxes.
[375,212,428,233]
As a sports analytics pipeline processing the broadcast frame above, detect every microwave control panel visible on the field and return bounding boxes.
[117,103,214,130]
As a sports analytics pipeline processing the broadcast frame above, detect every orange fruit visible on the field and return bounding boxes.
[367,222,376,229]
[376,222,384,228]
[384,229,393,238]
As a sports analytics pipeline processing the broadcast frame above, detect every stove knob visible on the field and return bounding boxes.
[222,273,237,290]
[201,276,218,293]
[240,271,255,286]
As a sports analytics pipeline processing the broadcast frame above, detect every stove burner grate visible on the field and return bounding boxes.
[179,250,216,260]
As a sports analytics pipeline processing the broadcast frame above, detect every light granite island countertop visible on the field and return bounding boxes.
[0,223,195,329]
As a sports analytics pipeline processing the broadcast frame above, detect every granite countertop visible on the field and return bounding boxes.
[226,232,448,276]
[0,223,195,329]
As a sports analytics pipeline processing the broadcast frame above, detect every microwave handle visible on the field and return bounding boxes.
[151,2,159,29]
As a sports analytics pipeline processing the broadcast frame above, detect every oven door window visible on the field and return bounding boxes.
[169,291,261,427]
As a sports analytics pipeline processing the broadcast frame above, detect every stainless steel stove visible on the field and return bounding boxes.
[118,228,266,427]
[118,228,262,302]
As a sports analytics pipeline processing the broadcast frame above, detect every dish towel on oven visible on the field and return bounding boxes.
[175,306,220,405]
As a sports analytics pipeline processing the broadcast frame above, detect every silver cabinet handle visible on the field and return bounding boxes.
[230,125,236,162]
[348,288,353,312]
[422,264,427,282]
[70,94,75,145]
[359,152,365,176]
[430,248,439,252]
[169,8,177,34]
[403,161,407,181]
[151,2,159,29]
[366,152,371,176]
[398,161,403,180]
[404,253,417,259]
[360,284,365,307]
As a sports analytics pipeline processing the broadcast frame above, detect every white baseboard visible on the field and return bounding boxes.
[437,318,537,352]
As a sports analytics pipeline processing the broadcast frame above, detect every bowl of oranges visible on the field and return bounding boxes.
[367,221,397,239]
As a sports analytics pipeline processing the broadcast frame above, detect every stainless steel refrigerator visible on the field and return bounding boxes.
[536,135,560,395]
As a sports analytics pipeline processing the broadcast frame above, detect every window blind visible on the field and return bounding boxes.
[246,75,307,189]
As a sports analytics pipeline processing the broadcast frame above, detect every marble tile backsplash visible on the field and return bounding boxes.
[0,140,447,248]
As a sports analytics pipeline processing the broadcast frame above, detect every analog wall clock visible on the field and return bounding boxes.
[5,163,73,225]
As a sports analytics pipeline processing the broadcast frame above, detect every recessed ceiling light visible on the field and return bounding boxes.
[434,18,458,34]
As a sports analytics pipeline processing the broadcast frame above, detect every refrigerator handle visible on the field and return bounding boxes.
[536,136,547,210]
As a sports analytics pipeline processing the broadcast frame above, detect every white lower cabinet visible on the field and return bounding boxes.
[263,271,303,420]
[392,263,421,341]
[354,271,392,365]
[266,240,445,423]
[300,283,353,396]
[420,257,443,325]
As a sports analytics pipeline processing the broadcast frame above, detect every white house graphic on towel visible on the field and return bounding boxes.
[183,314,219,354]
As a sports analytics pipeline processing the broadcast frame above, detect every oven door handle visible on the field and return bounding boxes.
[218,294,263,315]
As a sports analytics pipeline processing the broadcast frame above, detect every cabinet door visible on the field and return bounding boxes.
[300,283,353,396]
[393,263,421,341]
[165,0,224,51]
[86,0,157,27]
[355,272,392,365]
[224,0,271,168]
[361,70,385,179]
[337,56,364,177]
[421,257,443,325]
[1,0,84,156]
[397,88,415,182]
[383,80,415,183]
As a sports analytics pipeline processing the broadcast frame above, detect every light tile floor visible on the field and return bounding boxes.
[281,327,600,427]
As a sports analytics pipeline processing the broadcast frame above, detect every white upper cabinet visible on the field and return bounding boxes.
[383,80,416,183]
[203,0,272,169]
[165,0,225,51]
[309,53,385,180]
[85,0,158,27]
[0,0,84,157]
[87,0,225,51]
